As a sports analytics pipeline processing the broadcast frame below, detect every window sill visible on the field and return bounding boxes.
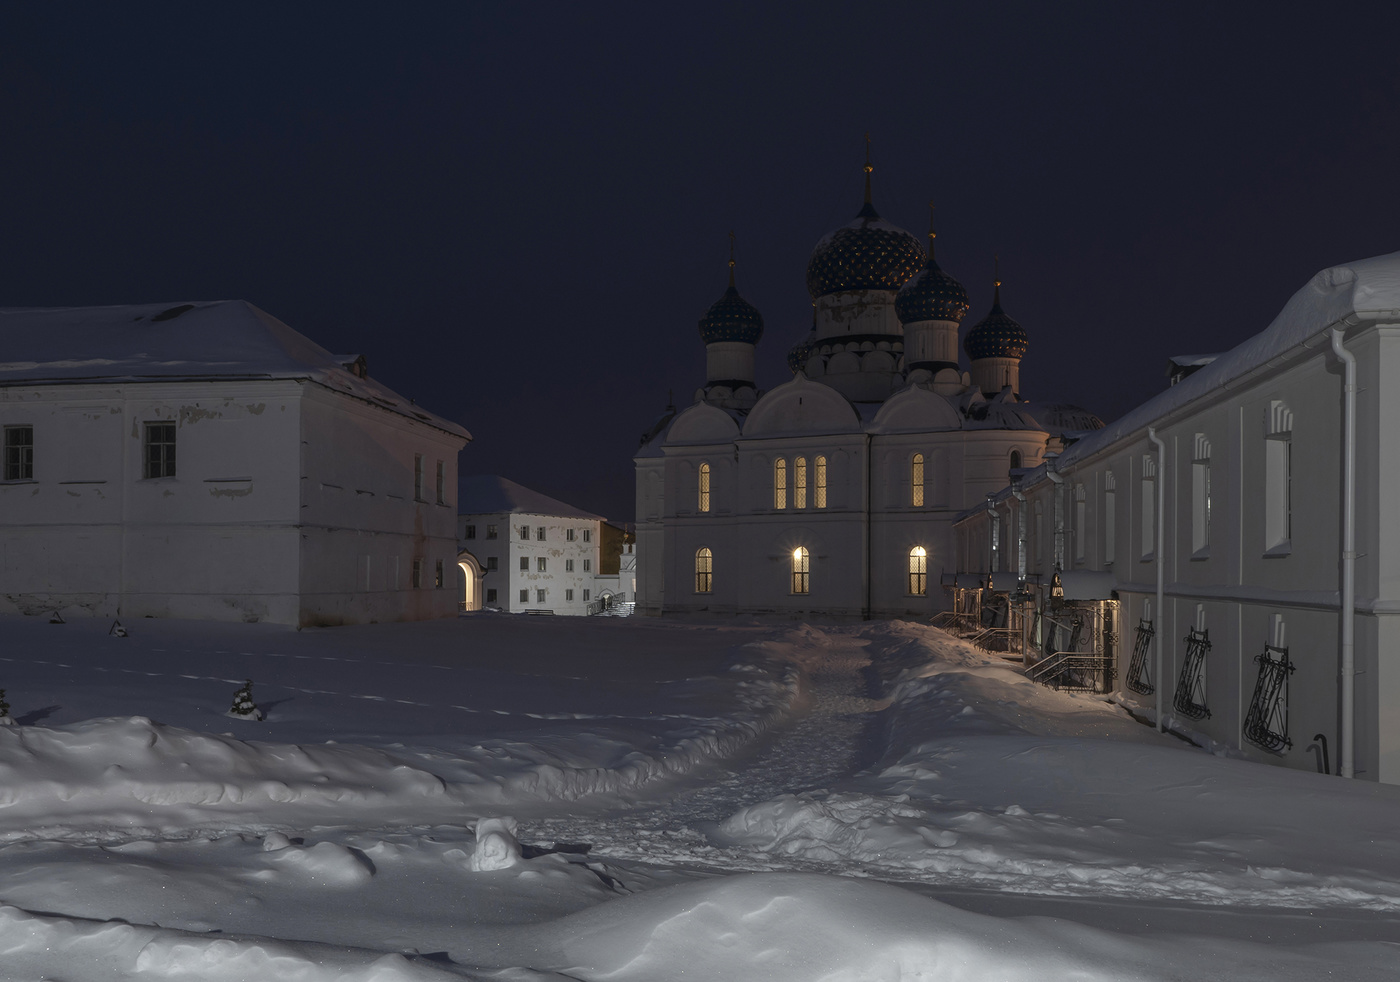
[1263,542,1292,558]
[1190,549,1210,562]
[1,479,38,485]
[1139,554,1155,563]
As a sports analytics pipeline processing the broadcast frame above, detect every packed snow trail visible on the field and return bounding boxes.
[532,627,889,868]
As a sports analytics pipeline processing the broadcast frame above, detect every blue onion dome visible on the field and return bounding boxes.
[964,278,1029,360]
[787,317,817,373]
[698,247,764,345]
[895,219,971,323]
[805,164,925,298]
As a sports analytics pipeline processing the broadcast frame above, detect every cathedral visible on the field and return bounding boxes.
[634,160,1100,617]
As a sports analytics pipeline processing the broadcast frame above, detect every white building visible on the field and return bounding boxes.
[457,476,609,614]
[0,301,469,627]
[954,251,1400,785]
[636,164,1097,617]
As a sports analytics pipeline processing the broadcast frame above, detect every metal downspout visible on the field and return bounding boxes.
[1047,463,1065,571]
[864,433,873,621]
[1330,328,1357,778]
[1148,426,1167,733]
[985,494,998,576]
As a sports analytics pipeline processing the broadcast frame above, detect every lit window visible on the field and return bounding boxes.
[435,460,446,505]
[699,462,711,513]
[908,546,927,595]
[414,454,425,501]
[3,426,34,481]
[774,459,787,509]
[144,422,176,479]
[487,525,498,540]
[794,457,807,509]
[791,546,809,594]
[911,454,924,507]
[537,557,547,572]
[695,547,713,593]
[814,455,827,508]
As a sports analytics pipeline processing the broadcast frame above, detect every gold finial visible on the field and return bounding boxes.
[993,254,1003,306]
[927,200,936,261]
[728,230,736,288]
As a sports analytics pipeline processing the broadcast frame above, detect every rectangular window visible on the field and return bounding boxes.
[3,425,34,481]
[435,460,446,505]
[1104,473,1117,566]
[583,589,590,601]
[412,558,423,588]
[465,525,477,540]
[537,557,547,572]
[1140,455,1156,560]
[487,524,498,539]
[583,559,591,572]
[143,422,177,479]
[414,454,425,501]
[486,588,497,604]
[536,589,546,603]
[567,529,576,541]
[583,529,591,542]
[1266,437,1292,552]
[520,525,530,540]
[519,589,529,603]
[486,556,497,570]
[566,588,574,602]
[537,527,546,541]
[566,559,574,572]
[1074,487,1086,563]
[435,559,444,588]
[519,556,529,571]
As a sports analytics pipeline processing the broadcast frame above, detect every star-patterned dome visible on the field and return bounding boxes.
[895,246,971,324]
[805,158,924,299]
[963,280,1028,360]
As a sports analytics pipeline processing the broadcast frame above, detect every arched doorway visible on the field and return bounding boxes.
[457,550,485,611]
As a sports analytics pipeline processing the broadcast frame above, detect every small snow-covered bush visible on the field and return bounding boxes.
[228,680,264,721]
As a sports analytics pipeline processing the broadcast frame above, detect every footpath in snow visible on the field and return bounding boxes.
[0,612,1396,980]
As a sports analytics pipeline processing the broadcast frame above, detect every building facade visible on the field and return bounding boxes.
[0,301,469,627]
[636,164,1097,617]
[954,251,1400,785]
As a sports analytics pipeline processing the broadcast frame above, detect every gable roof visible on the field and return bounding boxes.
[0,300,470,440]
[459,475,604,521]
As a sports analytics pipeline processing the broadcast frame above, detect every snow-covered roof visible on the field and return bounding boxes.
[0,300,471,440]
[459,474,604,521]
[1057,250,1400,470]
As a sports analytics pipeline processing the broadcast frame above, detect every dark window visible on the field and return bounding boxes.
[486,556,497,570]
[536,527,546,541]
[4,426,33,480]
[583,559,591,572]
[537,557,546,572]
[414,454,425,501]
[486,588,497,603]
[519,557,528,571]
[519,525,530,540]
[144,422,176,479]
[536,589,545,603]
[519,589,528,602]
[487,525,498,539]
[435,559,444,588]
[411,558,423,588]
[435,460,446,505]
[465,525,477,539]
[583,529,591,542]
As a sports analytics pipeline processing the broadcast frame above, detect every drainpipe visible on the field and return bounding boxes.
[1147,426,1167,733]
[1046,461,1065,571]
[864,433,873,621]
[1011,483,1029,668]
[1330,328,1357,778]
[985,493,998,576]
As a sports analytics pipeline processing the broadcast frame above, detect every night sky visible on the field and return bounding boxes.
[4,3,1397,523]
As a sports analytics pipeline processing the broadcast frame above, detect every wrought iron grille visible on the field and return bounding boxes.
[1243,644,1295,753]
[1125,618,1155,694]
[1173,627,1212,720]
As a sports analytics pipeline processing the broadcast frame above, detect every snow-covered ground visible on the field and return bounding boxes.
[0,612,1396,980]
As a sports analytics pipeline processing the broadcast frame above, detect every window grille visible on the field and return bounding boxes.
[487,525,498,539]
[4,425,33,480]
[794,457,807,509]
[144,422,177,478]
[911,453,925,507]
[773,459,787,509]
[1173,627,1212,719]
[791,546,809,594]
[519,526,530,540]
[695,547,713,593]
[814,456,827,508]
[1125,618,1155,694]
[537,527,546,541]
[537,557,546,572]
[698,462,711,512]
[465,525,476,539]
[1243,644,1295,753]
[908,546,927,596]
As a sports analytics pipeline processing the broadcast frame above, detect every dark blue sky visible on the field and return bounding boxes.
[4,2,1397,522]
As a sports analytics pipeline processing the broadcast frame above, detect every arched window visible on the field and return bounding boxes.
[908,546,927,596]
[794,457,808,509]
[698,462,711,513]
[814,455,828,508]
[1191,434,1210,556]
[774,459,788,510]
[1265,402,1292,553]
[911,454,925,507]
[695,547,713,593]
[1010,449,1023,471]
[791,546,810,594]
